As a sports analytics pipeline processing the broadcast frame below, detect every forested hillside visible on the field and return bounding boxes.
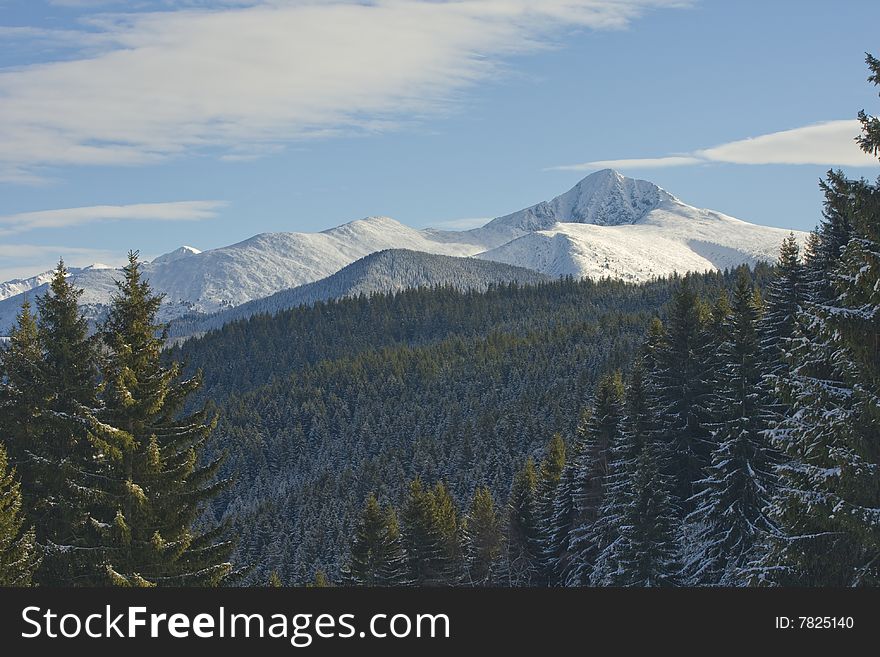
[175,269,760,583]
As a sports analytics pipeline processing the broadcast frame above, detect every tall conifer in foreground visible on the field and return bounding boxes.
[653,281,712,505]
[567,373,624,585]
[590,361,668,585]
[462,486,503,585]
[0,263,111,585]
[0,443,40,586]
[506,457,540,586]
[683,271,777,585]
[593,444,680,587]
[345,494,405,586]
[93,252,232,586]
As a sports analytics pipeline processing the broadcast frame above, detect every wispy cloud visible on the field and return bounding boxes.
[1,0,689,182]
[0,200,226,236]
[549,119,880,171]
[0,244,123,283]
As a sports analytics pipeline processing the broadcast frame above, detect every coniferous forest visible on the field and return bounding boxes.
[0,54,879,588]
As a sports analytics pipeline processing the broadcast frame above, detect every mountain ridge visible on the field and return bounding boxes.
[0,170,808,335]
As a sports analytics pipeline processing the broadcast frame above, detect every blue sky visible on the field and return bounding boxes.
[1,0,879,280]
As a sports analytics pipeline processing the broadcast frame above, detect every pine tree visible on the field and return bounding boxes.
[0,443,40,586]
[92,252,233,586]
[683,270,778,586]
[654,280,712,505]
[462,486,503,585]
[567,372,624,585]
[0,300,45,499]
[762,235,806,373]
[346,494,406,586]
[0,263,111,585]
[590,361,668,585]
[505,457,540,586]
[400,478,443,586]
[758,55,880,586]
[430,481,462,584]
[535,432,565,585]
[546,410,589,585]
[593,444,680,587]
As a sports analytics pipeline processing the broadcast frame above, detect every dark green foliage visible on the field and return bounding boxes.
[683,271,778,585]
[0,443,40,586]
[546,411,589,585]
[462,486,504,586]
[536,433,565,585]
[89,252,233,586]
[653,281,712,505]
[400,478,451,586]
[173,270,752,583]
[589,361,668,586]
[506,458,540,586]
[0,263,109,585]
[592,444,680,587]
[567,372,624,584]
[345,494,405,586]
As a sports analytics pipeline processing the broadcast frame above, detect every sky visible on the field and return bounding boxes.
[0,0,879,281]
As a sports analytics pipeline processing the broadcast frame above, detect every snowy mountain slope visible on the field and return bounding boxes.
[0,169,808,335]
[145,216,488,313]
[168,249,549,338]
[474,172,807,282]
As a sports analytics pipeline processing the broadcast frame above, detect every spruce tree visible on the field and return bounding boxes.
[346,494,405,586]
[462,486,503,585]
[654,280,712,505]
[758,55,880,586]
[535,432,565,585]
[761,235,806,374]
[547,410,589,585]
[590,361,668,586]
[683,270,777,586]
[92,252,233,586]
[0,264,110,585]
[400,478,443,586]
[593,445,680,587]
[567,372,624,585]
[431,481,463,584]
[505,457,540,586]
[0,443,40,586]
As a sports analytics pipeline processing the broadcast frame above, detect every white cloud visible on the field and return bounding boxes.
[549,155,702,171]
[0,200,225,235]
[550,119,880,171]
[0,244,123,282]
[0,1,688,181]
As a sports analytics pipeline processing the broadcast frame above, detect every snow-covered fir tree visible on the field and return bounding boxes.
[566,372,624,585]
[682,270,778,586]
[344,493,405,585]
[462,486,504,585]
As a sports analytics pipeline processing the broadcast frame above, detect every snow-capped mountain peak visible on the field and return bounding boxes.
[486,169,676,234]
[151,245,202,266]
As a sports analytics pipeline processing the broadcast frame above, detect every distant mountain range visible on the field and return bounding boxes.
[0,169,807,336]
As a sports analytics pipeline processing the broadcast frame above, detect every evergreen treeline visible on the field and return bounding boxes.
[0,254,233,586]
[187,268,759,583]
